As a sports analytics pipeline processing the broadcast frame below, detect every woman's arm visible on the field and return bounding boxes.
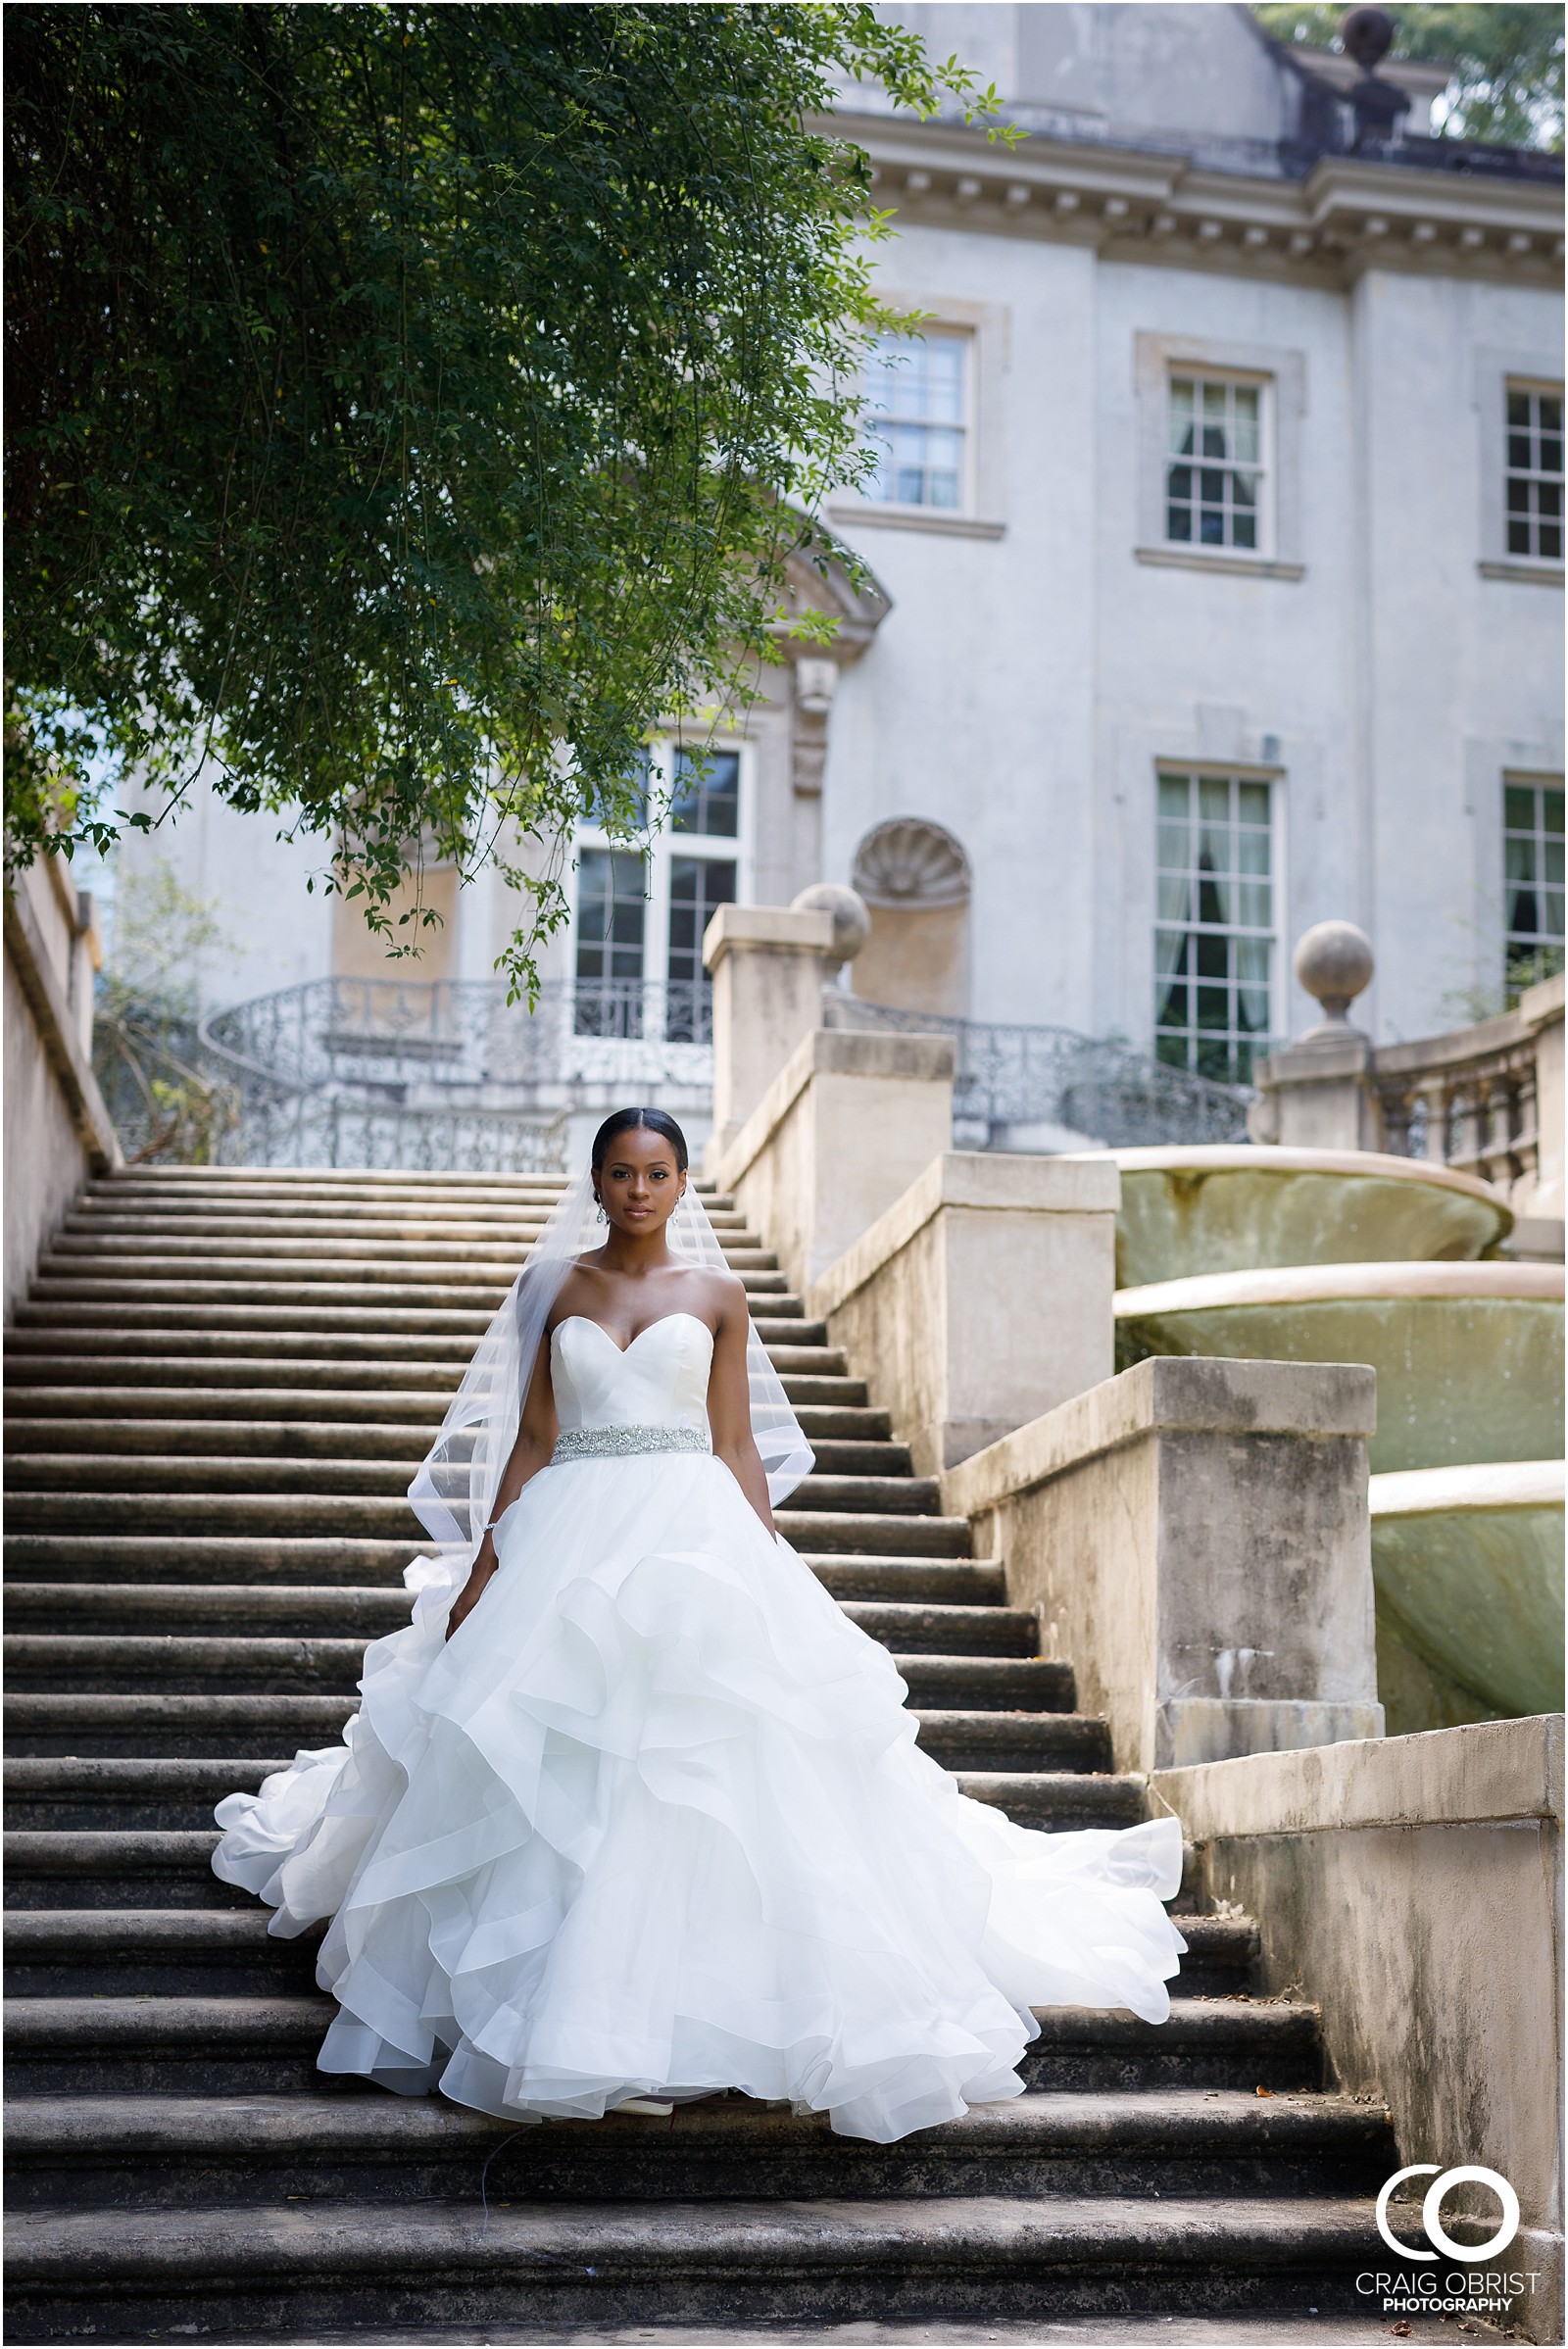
[445,1327,559,1639]
[706,1277,776,1536]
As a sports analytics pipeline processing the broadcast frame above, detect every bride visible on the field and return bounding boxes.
[214,1107,1185,2144]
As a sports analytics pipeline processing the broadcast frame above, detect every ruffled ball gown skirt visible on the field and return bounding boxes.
[215,1311,1185,2144]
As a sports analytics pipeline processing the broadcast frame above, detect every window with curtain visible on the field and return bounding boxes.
[1504,777,1565,1001]
[1154,771,1275,1083]
[1165,374,1267,552]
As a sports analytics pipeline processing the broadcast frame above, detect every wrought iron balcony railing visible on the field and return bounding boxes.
[822,996,1254,1148]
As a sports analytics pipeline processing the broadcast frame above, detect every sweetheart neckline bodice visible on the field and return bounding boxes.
[550,1310,713,1436]
[552,1310,713,1359]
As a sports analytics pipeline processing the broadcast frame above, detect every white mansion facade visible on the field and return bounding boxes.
[133,3,1563,1133]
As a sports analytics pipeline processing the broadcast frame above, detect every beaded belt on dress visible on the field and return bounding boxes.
[550,1425,710,1464]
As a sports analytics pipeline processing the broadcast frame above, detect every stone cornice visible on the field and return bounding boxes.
[828,109,1564,291]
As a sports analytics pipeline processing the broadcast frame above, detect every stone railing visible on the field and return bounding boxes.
[1250,922,1563,1228]
[1370,974,1562,1205]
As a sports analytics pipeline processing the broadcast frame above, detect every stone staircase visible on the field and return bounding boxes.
[5,1167,1396,2340]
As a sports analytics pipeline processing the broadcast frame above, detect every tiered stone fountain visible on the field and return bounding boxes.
[1113,925,1565,1734]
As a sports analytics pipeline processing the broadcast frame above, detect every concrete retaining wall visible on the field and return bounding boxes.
[1153,1718,1564,2340]
[4,860,119,1319]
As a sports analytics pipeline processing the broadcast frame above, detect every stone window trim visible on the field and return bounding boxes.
[830,291,1009,537]
[1133,331,1307,579]
[1475,348,1565,585]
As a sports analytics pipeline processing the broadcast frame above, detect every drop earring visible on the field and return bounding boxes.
[596,1199,608,1224]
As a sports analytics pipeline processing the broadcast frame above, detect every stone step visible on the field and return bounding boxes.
[1020,2002,1327,2094]
[5,1491,435,1539]
[4,1758,1154,1842]
[7,1387,458,1425]
[4,1642,1070,1713]
[2,1350,866,1403]
[31,1268,793,1309]
[39,1250,791,1295]
[15,1301,821,1344]
[781,1512,972,1557]
[4,1332,854,1381]
[1,1759,1140,1840]
[6,1697,369,1765]
[4,1535,438,1586]
[20,1690,1110,1766]
[913,1711,1114,1773]
[2,2188,1397,2336]
[79,1174,599,1204]
[2,1990,1332,2103]
[4,1333,498,1370]
[955,1773,1148,1833]
[4,1906,328,1991]
[57,1217,760,1248]
[2,1421,914,1478]
[5,1539,999,1600]
[5,1390,893,1441]
[84,1170,581,1193]
[8,1484,946,1545]
[7,1422,444,1462]
[3,1587,1027,1654]
[5,1899,1252,1996]
[4,2085,1391,2212]
[3,1831,253,1909]
[5,1762,305,1835]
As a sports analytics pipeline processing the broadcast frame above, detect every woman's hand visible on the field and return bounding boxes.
[445,1537,497,1640]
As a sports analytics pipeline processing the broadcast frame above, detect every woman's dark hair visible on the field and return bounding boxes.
[590,1107,689,1173]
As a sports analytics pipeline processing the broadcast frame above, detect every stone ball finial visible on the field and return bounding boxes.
[791,881,871,972]
[1340,5,1395,73]
[1294,918,1374,1037]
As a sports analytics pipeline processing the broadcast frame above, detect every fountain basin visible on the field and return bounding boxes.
[1370,1460,1565,1725]
[1114,1261,1564,1474]
[1113,1146,1511,1289]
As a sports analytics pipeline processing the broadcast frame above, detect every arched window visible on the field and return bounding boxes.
[850,818,971,1018]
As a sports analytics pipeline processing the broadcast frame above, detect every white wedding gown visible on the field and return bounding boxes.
[214,1311,1185,2143]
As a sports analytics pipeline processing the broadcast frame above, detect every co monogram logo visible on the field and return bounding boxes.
[1376,2165,1521,2263]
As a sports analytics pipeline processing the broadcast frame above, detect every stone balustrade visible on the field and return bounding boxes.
[1250,933,1563,1233]
[1369,970,1564,1214]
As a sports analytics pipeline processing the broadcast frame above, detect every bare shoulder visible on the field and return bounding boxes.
[688,1265,749,1324]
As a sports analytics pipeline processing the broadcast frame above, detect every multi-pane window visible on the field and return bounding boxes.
[1166,375,1265,551]
[573,743,744,1042]
[666,857,736,1040]
[863,331,967,510]
[574,850,648,1034]
[1503,778,1565,999]
[671,748,739,840]
[1505,386,1563,562]
[1154,772,1275,1083]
